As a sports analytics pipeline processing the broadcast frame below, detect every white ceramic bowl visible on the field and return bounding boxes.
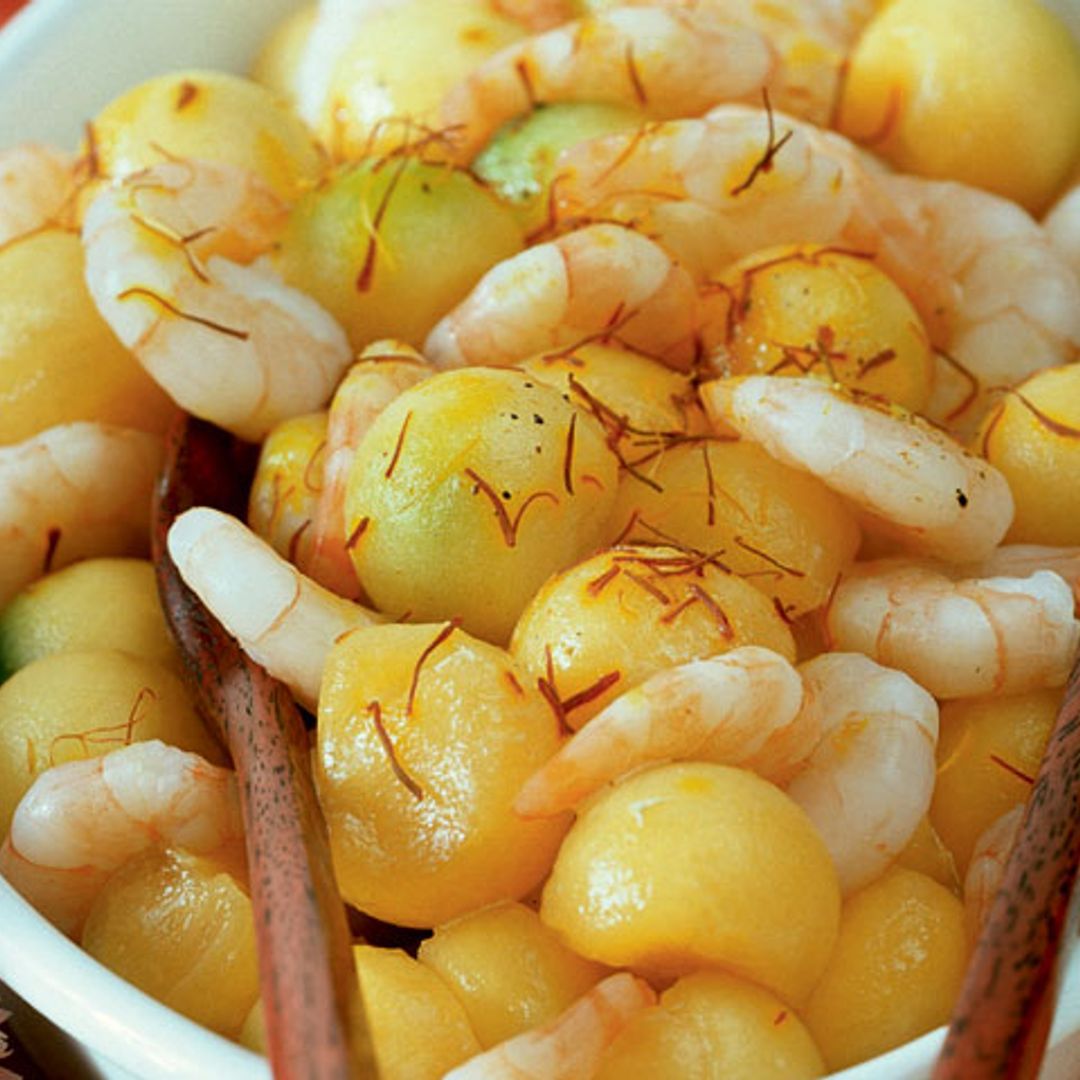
[1,2,1079,1077]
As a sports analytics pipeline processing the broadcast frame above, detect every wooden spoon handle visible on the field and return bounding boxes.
[933,658,1080,1079]
[152,415,371,1079]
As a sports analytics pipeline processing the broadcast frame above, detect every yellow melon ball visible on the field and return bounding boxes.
[82,848,258,1037]
[90,70,323,200]
[0,649,222,837]
[706,244,934,413]
[978,365,1080,545]
[247,410,328,568]
[511,544,795,729]
[344,368,618,642]
[250,5,317,111]
[803,867,968,1072]
[519,343,705,437]
[596,970,825,1080]
[930,689,1058,875]
[418,901,609,1048]
[541,762,841,1004]
[278,158,523,352]
[321,0,526,159]
[0,558,179,681]
[836,0,1080,213]
[316,623,569,927]
[605,439,861,619]
[0,230,177,445]
[353,946,482,1079]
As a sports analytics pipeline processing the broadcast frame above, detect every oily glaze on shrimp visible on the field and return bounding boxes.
[516,646,814,818]
[168,507,379,710]
[702,375,1014,563]
[445,972,656,1080]
[424,223,700,369]
[0,740,242,938]
[438,7,780,162]
[0,145,75,246]
[0,423,163,608]
[787,652,938,894]
[306,342,433,598]
[82,160,352,441]
[824,559,1080,700]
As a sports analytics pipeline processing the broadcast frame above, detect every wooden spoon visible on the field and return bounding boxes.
[933,657,1080,1078]
[151,415,372,1079]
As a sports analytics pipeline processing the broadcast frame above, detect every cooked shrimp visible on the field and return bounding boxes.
[701,375,1014,563]
[965,545,1080,607]
[445,972,657,1080]
[424,223,700,369]
[167,507,379,710]
[515,646,814,818]
[438,7,780,162]
[785,652,938,894]
[825,559,1080,699]
[306,341,433,598]
[963,804,1023,945]
[82,160,351,441]
[886,175,1080,434]
[550,105,954,340]
[0,423,163,608]
[0,145,75,246]
[0,741,242,938]
[1044,178,1080,282]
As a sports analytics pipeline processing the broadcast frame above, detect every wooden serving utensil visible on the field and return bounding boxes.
[151,415,372,1079]
[933,656,1080,1079]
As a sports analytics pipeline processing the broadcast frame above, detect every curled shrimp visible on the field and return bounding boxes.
[967,545,1080,607]
[445,972,656,1080]
[825,559,1080,700]
[0,423,164,608]
[82,160,352,442]
[886,176,1080,433]
[515,646,814,819]
[0,144,75,246]
[424,223,700,369]
[167,507,379,710]
[549,105,954,340]
[305,341,433,598]
[439,7,780,162]
[0,741,242,938]
[963,804,1023,946]
[1044,177,1080,282]
[785,652,939,894]
[702,374,1015,563]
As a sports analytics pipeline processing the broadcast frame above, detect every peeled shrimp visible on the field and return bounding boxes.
[0,741,242,938]
[445,972,656,1080]
[963,804,1023,945]
[515,646,814,818]
[424,223,700,369]
[786,652,939,894]
[0,145,75,246]
[306,342,433,598]
[0,423,163,608]
[1045,178,1080,282]
[825,559,1080,699]
[82,160,351,442]
[550,105,953,339]
[167,507,378,710]
[966,545,1080,607]
[887,176,1080,433]
[702,375,1014,563]
[439,7,781,162]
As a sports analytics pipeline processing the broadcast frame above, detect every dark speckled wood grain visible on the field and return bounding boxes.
[934,658,1080,1079]
[151,415,372,1079]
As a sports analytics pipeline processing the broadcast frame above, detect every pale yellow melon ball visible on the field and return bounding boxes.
[418,901,609,1048]
[250,5,317,112]
[596,970,825,1080]
[540,762,841,1005]
[837,0,1080,212]
[803,867,968,1072]
[82,848,258,1038]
